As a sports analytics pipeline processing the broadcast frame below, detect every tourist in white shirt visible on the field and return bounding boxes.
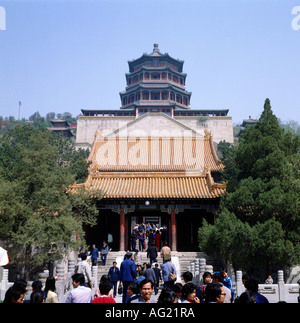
[65,273,92,303]
[77,254,93,287]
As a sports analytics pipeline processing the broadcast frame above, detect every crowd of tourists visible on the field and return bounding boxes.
[2,222,269,304]
[130,222,168,252]
[3,245,269,303]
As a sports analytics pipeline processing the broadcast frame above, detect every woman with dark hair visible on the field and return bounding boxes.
[94,274,113,298]
[157,287,177,304]
[181,282,200,303]
[92,280,116,303]
[44,276,58,303]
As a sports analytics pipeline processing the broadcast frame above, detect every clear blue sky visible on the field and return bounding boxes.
[0,0,299,124]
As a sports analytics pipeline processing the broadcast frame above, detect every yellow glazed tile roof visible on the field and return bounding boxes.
[73,171,226,199]
[87,131,223,173]
[71,130,226,200]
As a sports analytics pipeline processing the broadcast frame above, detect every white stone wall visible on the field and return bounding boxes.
[175,116,234,144]
[76,116,135,147]
[76,114,234,150]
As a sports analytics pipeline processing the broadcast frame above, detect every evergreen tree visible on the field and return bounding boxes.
[224,99,300,228]
[198,209,253,269]
[200,99,300,271]
[0,125,100,279]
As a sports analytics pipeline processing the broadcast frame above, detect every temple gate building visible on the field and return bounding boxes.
[75,44,233,251]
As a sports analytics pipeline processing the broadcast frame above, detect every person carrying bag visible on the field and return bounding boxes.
[169,262,176,281]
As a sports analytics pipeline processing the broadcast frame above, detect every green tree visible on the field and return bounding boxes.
[0,125,100,279]
[224,99,300,227]
[62,112,77,124]
[45,112,56,126]
[250,218,295,272]
[202,99,300,271]
[235,99,299,182]
[198,211,295,272]
[198,209,252,269]
[217,140,240,192]
[29,111,45,127]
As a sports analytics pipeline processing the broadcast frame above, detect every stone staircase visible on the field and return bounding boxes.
[96,250,222,283]
[96,251,127,279]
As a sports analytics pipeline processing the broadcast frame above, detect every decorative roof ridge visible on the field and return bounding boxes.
[205,168,227,192]
[87,130,103,162]
[204,129,223,167]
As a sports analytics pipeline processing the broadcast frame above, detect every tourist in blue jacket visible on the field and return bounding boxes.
[120,253,137,303]
[108,261,120,298]
[90,244,99,267]
[161,258,177,289]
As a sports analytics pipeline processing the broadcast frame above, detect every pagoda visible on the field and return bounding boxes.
[78,44,233,149]
[120,43,191,117]
[74,44,233,251]
[48,119,74,138]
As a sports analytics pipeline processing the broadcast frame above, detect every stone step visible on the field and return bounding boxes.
[94,251,221,282]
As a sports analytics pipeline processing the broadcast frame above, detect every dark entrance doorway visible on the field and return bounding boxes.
[176,209,213,251]
[85,210,120,251]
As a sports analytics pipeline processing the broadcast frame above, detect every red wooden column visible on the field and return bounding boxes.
[120,208,125,251]
[170,208,177,251]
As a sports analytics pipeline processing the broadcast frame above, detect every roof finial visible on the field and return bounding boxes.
[153,43,159,51]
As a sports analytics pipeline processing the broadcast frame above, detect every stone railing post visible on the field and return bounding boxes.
[38,270,49,288]
[278,270,285,302]
[56,262,65,303]
[235,270,244,297]
[0,268,9,301]
[194,259,200,284]
[190,262,195,277]
[199,258,206,284]
[92,265,98,297]
[68,258,75,276]
[205,265,213,274]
